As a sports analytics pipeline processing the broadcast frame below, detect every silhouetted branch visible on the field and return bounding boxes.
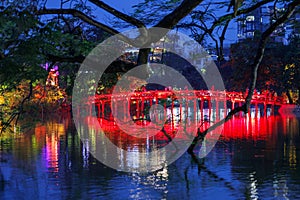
[89,0,148,38]
[46,54,85,63]
[154,0,204,29]
[190,152,235,190]
[0,82,33,134]
[218,19,230,61]
[178,0,273,44]
[36,8,135,44]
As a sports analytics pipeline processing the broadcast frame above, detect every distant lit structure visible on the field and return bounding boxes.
[237,5,300,44]
[236,5,288,41]
[41,63,60,87]
[46,68,59,87]
[237,7,266,40]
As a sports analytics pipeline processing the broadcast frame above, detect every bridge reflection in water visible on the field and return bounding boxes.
[1,112,299,199]
[68,89,288,172]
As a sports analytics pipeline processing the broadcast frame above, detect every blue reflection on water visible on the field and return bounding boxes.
[0,115,299,199]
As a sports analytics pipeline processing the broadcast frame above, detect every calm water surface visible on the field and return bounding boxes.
[0,114,299,200]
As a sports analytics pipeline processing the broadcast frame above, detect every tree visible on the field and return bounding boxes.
[229,34,300,104]
[281,35,300,104]
[0,0,106,132]
[229,38,284,92]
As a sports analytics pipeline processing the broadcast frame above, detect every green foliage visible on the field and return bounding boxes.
[0,5,46,87]
[0,0,111,95]
[0,80,68,134]
[0,1,112,131]
[229,35,300,98]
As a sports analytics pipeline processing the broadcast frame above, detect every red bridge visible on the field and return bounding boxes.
[76,90,286,121]
[72,90,289,142]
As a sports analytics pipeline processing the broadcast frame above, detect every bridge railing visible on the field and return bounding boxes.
[88,90,286,105]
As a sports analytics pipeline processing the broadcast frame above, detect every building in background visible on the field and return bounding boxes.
[237,5,300,44]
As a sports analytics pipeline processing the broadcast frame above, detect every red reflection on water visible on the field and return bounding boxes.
[84,116,197,150]
[220,114,299,157]
[221,116,276,141]
[84,115,300,145]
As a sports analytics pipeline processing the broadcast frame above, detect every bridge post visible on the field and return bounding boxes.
[216,100,219,120]
[224,99,227,116]
[186,98,189,121]
[200,98,204,122]
[127,98,131,120]
[239,101,242,117]
[97,103,101,118]
[136,99,140,119]
[112,99,115,119]
[171,100,174,128]
[255,102,258,118]
[163,100,167,121]
[123,98,127,121]
[101,100,105,119]
[208,98,212,120]
[89,102,92,116]
[271,103,275,115]
[231,100,235,111]
[194,98,197,123]
[141,97,145,119]
[155,95,159,122]
[179,99,182,122]
[247,102,251,118]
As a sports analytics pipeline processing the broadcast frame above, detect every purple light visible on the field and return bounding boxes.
[41,63,49,71]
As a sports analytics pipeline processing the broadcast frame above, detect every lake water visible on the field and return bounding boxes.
[0,114,299,200]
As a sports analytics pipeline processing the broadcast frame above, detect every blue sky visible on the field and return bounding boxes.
[45,0,237,44]
[46,0,141,12]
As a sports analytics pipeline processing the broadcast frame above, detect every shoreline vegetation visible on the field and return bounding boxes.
[1,78,299,135]
[0,80,71,134]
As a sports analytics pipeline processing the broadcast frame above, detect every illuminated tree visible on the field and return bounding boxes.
[281,35,300,104]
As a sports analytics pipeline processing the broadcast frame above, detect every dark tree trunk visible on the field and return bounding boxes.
[136,48,151,79]
[137,48,151,65]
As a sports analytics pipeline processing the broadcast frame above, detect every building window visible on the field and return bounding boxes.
[247,32,254,37]
[246,22,254,31]
[246,16,255,21]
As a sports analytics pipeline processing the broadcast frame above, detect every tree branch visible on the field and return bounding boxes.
[218,19,230,61]
[15,81,33,126]
[154,0,204,29]
[0,82,33,134]
[188,0,300,154]
[46,54,85,63]
[89,0,148,38]
[211,0,273,29]
[36,8,135,44]
[176,0,273,45]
